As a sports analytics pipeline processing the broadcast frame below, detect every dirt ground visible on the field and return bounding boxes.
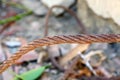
[0,0,120,80]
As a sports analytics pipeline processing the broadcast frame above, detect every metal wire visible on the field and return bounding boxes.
[0,34,120,73]
[44,5,86,71]
[44,5,86,37]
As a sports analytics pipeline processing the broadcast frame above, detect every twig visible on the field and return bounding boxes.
[0,11,32,25]
[61,56,80,80]
[78,52,98,76]
[0,21,15,34]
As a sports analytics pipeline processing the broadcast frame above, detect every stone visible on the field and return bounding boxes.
[86,0,120,25]
[2,69,13,80]
[3,40,21,48]
[41,0,75,16]
[77,0,120,34]
[21,0,47,16]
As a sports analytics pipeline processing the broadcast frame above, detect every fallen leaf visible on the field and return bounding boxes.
[60,44,89,65]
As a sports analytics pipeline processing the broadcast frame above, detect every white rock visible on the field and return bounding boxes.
[41,0,75,15]
[21,0,47,16]
[4,41,21,47]
[86,0,120,25]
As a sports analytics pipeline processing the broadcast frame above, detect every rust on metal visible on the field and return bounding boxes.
[44,5,86,71]
[0,34,120,73]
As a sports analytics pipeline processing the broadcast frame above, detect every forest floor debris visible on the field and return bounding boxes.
[0,0,120,80]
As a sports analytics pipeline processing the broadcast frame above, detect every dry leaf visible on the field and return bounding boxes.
[60,44,89,65]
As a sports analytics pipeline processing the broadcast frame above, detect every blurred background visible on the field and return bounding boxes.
[0,0,120,80]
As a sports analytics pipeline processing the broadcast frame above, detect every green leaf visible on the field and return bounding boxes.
[13,65,50,80]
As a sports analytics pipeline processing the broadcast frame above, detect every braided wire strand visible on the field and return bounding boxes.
[44,5,86,71]
[0,34,120,73]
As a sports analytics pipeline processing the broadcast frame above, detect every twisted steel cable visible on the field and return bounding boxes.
[0,34,120,73]
[44,5,86,71]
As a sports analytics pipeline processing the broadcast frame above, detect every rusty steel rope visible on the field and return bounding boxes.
[44,5,86,71]
[0,34,120,73]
